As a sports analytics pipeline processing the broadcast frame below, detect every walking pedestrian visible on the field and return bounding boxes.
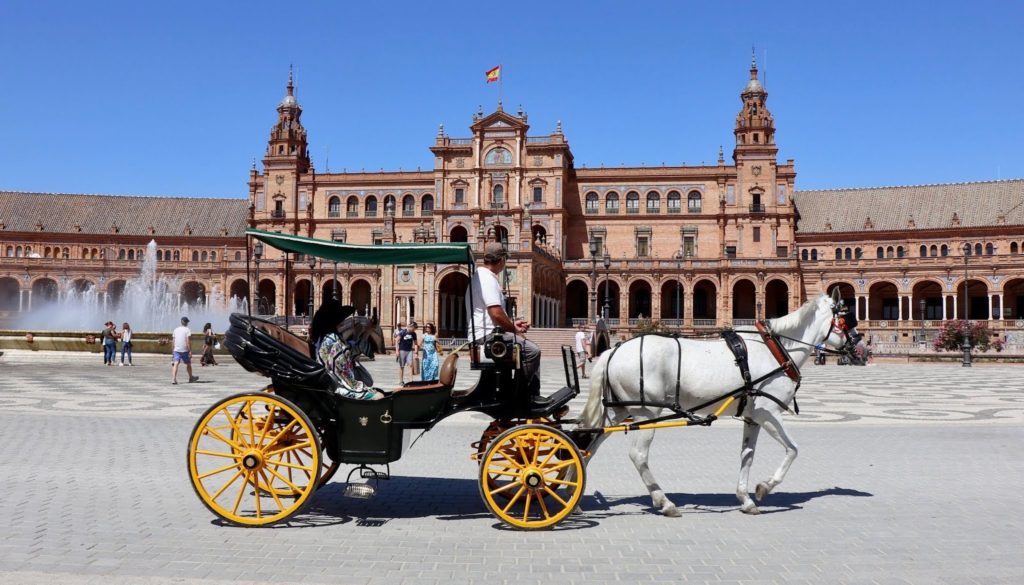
[420,323,442,382]
[396,321,418,385]
[574,323,589,378]
[171,317,198,385]
[119,322,133,366]
[200,322,218,366]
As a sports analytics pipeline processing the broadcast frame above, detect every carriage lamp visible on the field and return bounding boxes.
[589,239,599,323]
[962,242,972,367]
[602,251,611,320]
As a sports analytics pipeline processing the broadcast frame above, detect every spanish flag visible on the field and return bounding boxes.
[486,65,501,83]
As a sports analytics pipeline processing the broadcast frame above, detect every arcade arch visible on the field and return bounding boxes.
[692,280,717,320]
[764,279,789,318]
[565,280,589,323]
[0,277,19,311]
[628,280,652,319]
[257,279,276,314]
[350,279,372,316]
[596,279,621,320]
[436,271,470,337]
[659,279,684,320]
[229,279,250,305]
[732,279,756,320]
[180,281,206,306]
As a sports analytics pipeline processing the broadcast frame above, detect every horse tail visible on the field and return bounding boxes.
[580,350,610,429]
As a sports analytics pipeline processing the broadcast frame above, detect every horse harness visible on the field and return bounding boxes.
[601,321,804,432]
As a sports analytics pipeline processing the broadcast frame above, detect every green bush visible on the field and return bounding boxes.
[932,320,1002,352]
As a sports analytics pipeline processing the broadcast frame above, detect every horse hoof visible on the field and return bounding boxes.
[755,482,770,502]
[662,504,682,518]
[740,503,760,515]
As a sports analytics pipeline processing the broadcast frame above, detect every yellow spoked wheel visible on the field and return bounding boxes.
[230,411,338,495]
[478,424,585,530]
[187,392,321,526]
[475,419,571,501]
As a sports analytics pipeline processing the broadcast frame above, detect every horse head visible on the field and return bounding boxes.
[819,291,850,350]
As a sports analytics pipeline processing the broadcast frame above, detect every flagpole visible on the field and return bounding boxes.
[499,63,503,109]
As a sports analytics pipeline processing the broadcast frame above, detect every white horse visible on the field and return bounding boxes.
[579,293,849,516]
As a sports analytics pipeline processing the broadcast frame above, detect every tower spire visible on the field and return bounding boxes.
[287,64,294,97]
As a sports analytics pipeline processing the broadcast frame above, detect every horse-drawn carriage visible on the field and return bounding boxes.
[187,229,854,529]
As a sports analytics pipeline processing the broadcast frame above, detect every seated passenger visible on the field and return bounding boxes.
[310,299,385,400]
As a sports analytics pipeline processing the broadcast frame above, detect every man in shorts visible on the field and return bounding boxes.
[171,316,198,385]
[396,321,418,385]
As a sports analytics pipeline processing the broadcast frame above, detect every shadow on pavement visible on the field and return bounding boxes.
[584,486,874,516]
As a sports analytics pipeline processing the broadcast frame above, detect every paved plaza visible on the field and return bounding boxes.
[0,350,1022,584]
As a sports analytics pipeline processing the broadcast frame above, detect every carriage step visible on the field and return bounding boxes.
[360,468,390,481]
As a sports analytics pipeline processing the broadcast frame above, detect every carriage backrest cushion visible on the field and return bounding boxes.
[253,321,313,358]
[439,352,459,387]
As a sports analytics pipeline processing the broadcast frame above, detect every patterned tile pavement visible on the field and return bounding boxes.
[0,350,1022,584]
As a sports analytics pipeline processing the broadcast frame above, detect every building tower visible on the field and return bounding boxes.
[257,68,311,229]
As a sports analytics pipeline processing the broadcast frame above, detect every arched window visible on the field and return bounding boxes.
[5,246,13,257]
[62,247,69,259]
[801,249,808,261]
[605,191,619,213]
[930,245,937,257]
[192,251,199,262]
[845,248,852,260]
[940,245,948,256]
[365,196,378,217]
[328,196,341,217]
[118,249,126,260]
[687,191,702,213]
[422,194,434,215]
[1012,242,1020,255]
[492,185,504,205]
[625,191,640,213]
[346,196,359,217]
[211,251,216,261]
[44,247,51,258]
[855,247,863,259]
[667,190,681,212]
[128,249,135,261]
[201,251,208,262]
[920,245,927,257]
[173,250,180,261]
[986,243,994,255]
[402,194,415,215]
[974,242,982,256]
[876,247,884,259]
[811,249,818,261]
[646,191,660,213]
[897,246,904,258]
[234,251,242,261]
[156,250,162,261]
[15,246,22,257]
[835,248,842,260]
[886,246,894,258]
[484,147,513,165]
[585,192,599,213]
[383,195,396,215]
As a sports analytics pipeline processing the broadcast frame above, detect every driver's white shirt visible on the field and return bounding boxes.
[466,267,504,342]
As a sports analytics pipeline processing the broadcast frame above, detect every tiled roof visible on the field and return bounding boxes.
[793,179,1024,233]
[0,191,249,237]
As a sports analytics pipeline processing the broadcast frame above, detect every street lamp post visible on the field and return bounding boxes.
[962,242,972,367]
[757,301,763,322]
[919,298,927,347]
[332,260,338,301]
[602,251,611,320]
[675,250,682,326]
[589,239,598,323]
[253,242,263,315]
[308,256,317,321]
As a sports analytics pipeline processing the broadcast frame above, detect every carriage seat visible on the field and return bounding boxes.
[393,352,459,393]
[251,320,313,358]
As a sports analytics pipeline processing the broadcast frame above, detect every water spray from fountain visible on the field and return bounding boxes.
[16,241,246,333]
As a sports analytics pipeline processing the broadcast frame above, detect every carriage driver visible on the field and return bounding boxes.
[466,242,542,395]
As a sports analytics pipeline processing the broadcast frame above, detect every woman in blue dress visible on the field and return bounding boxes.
[420,323,442,381]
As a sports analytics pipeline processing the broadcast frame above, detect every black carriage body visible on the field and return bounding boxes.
[224,313,576,466]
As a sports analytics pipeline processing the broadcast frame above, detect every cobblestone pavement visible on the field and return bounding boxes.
[0,350,1022,584]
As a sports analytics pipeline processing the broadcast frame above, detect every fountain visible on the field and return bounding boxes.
[4,241,246,351]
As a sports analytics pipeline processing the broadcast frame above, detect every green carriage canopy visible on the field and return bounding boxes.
[247,228,475,266]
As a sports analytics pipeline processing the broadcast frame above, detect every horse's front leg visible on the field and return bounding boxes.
[736,419,762,514]
[752,408,798,502]
[628,428,681,517]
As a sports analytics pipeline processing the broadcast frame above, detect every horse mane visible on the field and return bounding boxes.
[766,294,825,335]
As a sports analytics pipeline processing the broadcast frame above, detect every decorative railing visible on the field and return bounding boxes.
[693,319,718,327]
[270,210,286,219]
[749,203,766,213]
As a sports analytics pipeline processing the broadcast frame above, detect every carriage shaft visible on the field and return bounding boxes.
[601,396,737,434]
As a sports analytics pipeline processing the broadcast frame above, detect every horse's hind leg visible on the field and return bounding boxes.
[752,409,798,502]
[736,419,762,514]
[628,428,681,517]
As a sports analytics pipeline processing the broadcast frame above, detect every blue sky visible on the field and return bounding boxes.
[1,1,1021,198]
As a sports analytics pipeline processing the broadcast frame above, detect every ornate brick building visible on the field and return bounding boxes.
[3,60,1023,346]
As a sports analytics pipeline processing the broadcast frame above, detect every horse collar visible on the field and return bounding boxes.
[755,320,800,382]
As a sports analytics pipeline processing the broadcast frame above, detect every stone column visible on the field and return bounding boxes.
[952,294,958,320]
[989,293,995,320]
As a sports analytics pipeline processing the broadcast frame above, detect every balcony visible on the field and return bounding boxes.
[328,211,341,218]
[626,207,639,214]
[585,207,599,215]
[749,203,766,213]
[605,207,619,215]
[346,211,359,218]
[667,206,681,214]
[647,207,660,214]
[489,201,506,209]
[402,209,416,217]
[365,210,377,218]
[421,209,434,217]
[687,206,702,214]
[271,210,286,219]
